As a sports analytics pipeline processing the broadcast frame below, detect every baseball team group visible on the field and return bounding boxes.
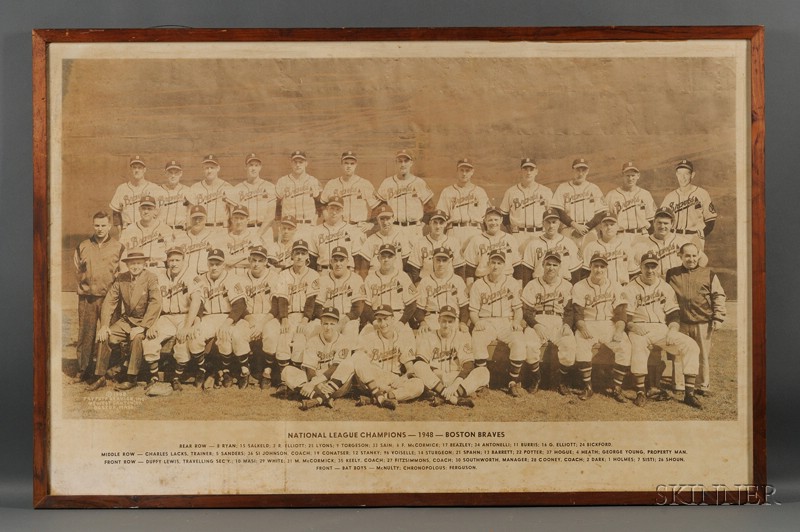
[69,148,727,413]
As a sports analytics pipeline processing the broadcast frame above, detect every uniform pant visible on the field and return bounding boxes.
[472,318,525,363]
[352,352,424,402]
[575,320,632,366]
[188,314,251,356]
[679,322,714,390]
[142,314,190,363]
[628,323,699,376]
[244,313,281,354]
[94,318,145,377]
[276,313,308,364]
[282,356,355,397]
[412,362,489,397]
[524,323,576,366]
[76,294,103,373]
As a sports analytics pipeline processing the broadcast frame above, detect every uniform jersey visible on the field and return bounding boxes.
[275,267,320,314]
[520,277,573,328]
[232,178,277,227]
[604,187,656,232]
[551,181,605,224]
[582,235,637,285]
[187,179,234,226]
[157,267,201,315]
[661,186,716,234]
[320,176,379,224]
[463,231,520,278]
[357,324,416,375]
[119,220,176,267]
[154,183,190,229]
[364,269,417,312]
[634,234,692,278]
[309,222,365,269]
[522,234,581,280]
[407,233,465,276]
[376,175,434,224]
[173,228,221,277]
[416,273,468,314]
[572,277,627,322]
[197,270,247,315]
[416,329,475,373]
[469,275,522,319]
[109,180,162,228]
[500,183,553,230]
[625,277,679,324]
[302,332,353,372]
[317,271,367,316]
[275,173,321,223]
[243,268,280,315]
[222,229,264,271]
[436,183,490,225]
[359,227,413,272]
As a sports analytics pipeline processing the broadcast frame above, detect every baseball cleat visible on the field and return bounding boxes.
[115,380,137,391]
[273,384,289,399]
[379,399,397,411]
[144,378,158,392]
[609,385,627,403]
[171,378,183,392]
[650,389,672,402]
[695,389,712,397]
[456,397,475,408]
[221,371,234,388]
[683,392,703,410]
[237,374,249,389]
[354,396,373,407]
[557,383,570,396]
[299,398,322,411]
[430,396,446,407]
[508,381,522,398]
[85,376,106,391]
[526,378,540,395]
[194,370,206,388]
[203,373,216,390]
[633,391,647,407]
[578,386,593,401]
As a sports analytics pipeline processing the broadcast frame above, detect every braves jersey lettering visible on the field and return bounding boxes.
[318,272,366,315]
[199,271,246,315]
[521,278,572,318]
[500,183,553,229]
[572,278,627,321]
[522,235,581,280]
[417,330,474,373]
[552,182,605,224]
[276,174,321,221]
[157,269,199,315]
[605,188,655,231]
[110,180,161,227]
[303,334,352,371]
[276,268,320,313]
[234,179,277,225]
[626,278,679,323]
[156,184,189,228]
[377,176,433,223]
[359,327,416,374]
[188,180,233,225]
[321,176,378,223]
[464,232,520,277]
[583,237,636,285]
[634,235,690,277]
[436,184,489,224]
[244,270,279,314]
[365,270,416,311]
[661,186,716,233]
[408,234,464,274]
[470,277,521,318]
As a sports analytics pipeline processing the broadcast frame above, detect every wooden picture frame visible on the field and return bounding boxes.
[33,26,765,508]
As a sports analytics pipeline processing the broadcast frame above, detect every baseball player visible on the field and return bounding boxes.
[463,206,521,290]
[268,215,311,270]
[413,306,488,407]
[155,160,190,231]
[436,158,489,250]
[311,246,366,345]
[233,153,277,239]
[320,151,379,231]
[222,204,264,275]
[351,305,424,410]
[73,211,124,386]
[375,149,435,240]
[604,161,656,244]
[661,159,717,250]
[500,157,554,253]
[118,195,175,275]
[406,209,465,283]
[626,251,703,409]
[571,252,632,401]
[468,250,526,397]
[363,244,418,329]
[187,248,252,389]
[413,247,469,333]
[308,196,366,272]
[666,243,726,396]
[187,154,234,228]
[172,205,221,277]
[633,206,701,278]
[141,246,200,391]
[581,211,638,285]
[521,251,576,395]
[275,150,322,228]
[241,245,282,389]
[92,249,162,391]
[520,207,581,285]
[109,155,161,231]
[551,157,606,249]
[282,307,356,410]
[273,240,320,384]
[357,203,413,277]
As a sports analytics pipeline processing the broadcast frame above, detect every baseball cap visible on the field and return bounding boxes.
[484,206,503,218]
[207,248,225,262]
[429,209,449,222]
[326,196,344,208]
[572,157,589,169]
[140,195,157,208]
[378,243,397,256]
[292,240,310,252]
[543,207,560,221]
[166,245,185,257]
[231,204,249,217]
[675,159,694,172]
[622,161,639,173]
[543,250,562,263]
[165,160,182,171]
[331,246,349,258]
[281,215,298,227]
[189,205,207,218]
[654,206,675,219]
[373,304,394,317]
[601,211,618,223]
[488,249,506,263]
[290,150,307,161]
[439,305,458,319]
[320,307,340,321]
[640,251,660,266]
[395,149,414,161]
[589,252,608,265]
[245,153,261,165]
[122,249,149,262]
[129,155,146,167]
[341,151,358,161]
[520,157,537,168]
[374,203,394,218]
[202,154,220,166]
[249,245,269,260]
[457,158,474,169]
[433,247,453,259]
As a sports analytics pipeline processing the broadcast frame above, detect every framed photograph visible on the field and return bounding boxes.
[33,27,765,508]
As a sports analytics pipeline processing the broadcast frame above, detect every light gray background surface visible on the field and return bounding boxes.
[2,1,796,529]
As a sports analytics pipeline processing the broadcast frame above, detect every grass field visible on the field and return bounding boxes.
[59,295,739,423]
